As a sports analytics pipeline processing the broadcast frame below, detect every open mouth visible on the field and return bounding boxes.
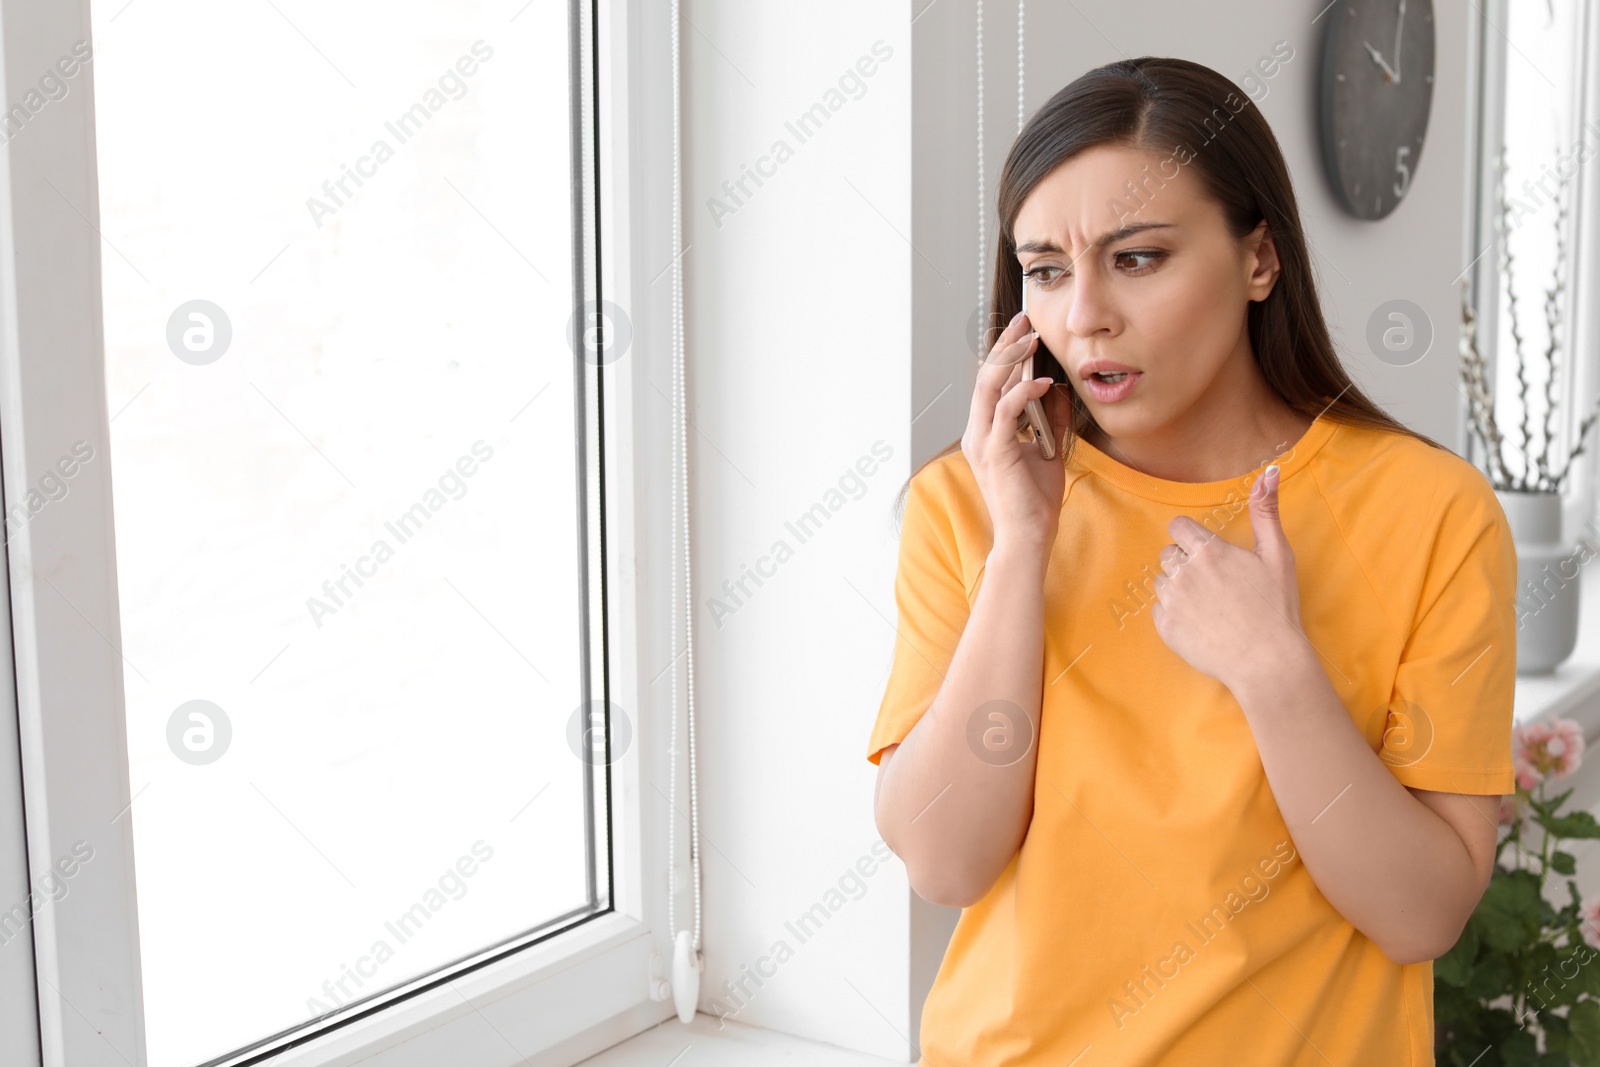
[1083,370,1142,403]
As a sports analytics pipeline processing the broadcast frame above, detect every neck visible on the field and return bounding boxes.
[1085,364,1314,484]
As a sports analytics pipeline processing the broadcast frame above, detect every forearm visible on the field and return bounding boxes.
[1230,639,1483,963]
[877,542,1047,907]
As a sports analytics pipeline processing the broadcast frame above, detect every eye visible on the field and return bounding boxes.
[1024,265,1064,287]
[1113,249,1165,272]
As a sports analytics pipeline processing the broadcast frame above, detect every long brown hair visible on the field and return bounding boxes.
[893,55,1444,523]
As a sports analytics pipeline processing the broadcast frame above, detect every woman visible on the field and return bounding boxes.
[867,56,1513,1066]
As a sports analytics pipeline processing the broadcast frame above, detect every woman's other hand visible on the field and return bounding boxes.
[1150,464,1307,693]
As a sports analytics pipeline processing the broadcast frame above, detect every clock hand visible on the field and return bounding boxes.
[1392,0,1406,83]
[1362,40,1399,82]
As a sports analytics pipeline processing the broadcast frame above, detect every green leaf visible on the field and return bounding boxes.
[1570,999,1600,1065]
[1500,1027,1539,1066]
[1478,870,1548,952]
[1570,946,1600,1000]
[1434,981,1482,1048]
[1539,809,1600,840]
[1545,1007,1572,1054]
[1554,851,1578,875]
[1465,949,1515,1001]
[1522,945,1583,1009]
[1437,921,1480,986]
[1529,783,1580,819]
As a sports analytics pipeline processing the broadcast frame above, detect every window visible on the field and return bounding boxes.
[1471,0,1597,531]
[3,1,676,1063]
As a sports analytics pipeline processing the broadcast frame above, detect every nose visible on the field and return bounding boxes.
[1064,258,1115,341]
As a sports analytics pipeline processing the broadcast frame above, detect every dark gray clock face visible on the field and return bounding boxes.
[1319,0,1436,220]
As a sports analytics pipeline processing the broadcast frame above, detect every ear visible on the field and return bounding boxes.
[1245,219,1280,303]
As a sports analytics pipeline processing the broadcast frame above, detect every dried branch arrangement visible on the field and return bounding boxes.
[1460,146,1600,493]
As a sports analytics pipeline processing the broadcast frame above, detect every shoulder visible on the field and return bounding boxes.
[906,446,975,503]
[1313,419,1509,551]
[899,447,989,552]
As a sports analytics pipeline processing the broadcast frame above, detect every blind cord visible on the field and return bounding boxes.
[976,0,984,316]
[668,0,703,1017]
[977,0,1026,321]
[1017,0,1025,133]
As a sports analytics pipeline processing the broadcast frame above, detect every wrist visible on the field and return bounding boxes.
[987,536,1051,575]
[1228,631,1320,710]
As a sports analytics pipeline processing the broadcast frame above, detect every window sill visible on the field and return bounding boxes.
[575,1013,905,1066]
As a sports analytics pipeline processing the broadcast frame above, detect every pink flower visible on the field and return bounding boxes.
[1515,753,1544,791]
[1514,717,1586,786]
[1582,899,1600,951]
[1549,720,1586,777]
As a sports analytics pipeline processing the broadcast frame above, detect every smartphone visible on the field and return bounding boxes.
[1017,267,1058,460]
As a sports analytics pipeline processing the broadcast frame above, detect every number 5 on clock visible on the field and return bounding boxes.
[1394,145,1412,198]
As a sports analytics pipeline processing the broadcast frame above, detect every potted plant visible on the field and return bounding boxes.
[1460,148,1600,674]
[1435,717,1600,1063]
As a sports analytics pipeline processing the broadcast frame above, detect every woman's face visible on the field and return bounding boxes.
[1011,143,1279,438]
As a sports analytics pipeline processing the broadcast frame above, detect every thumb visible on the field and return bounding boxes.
[1033,383,1066,455]
[1249,464,1288,561]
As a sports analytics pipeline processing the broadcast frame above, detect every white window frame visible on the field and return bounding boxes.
[1569,0,1600,542]
[1467,0,1600,543]
[0,0,684,1064]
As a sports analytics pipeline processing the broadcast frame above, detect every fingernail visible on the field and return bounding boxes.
[1265,464,1280,486]
[1034,376,1051,384]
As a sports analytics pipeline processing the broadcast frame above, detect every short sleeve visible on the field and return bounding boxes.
[865,467,973,766]
[1379,470,1517,795]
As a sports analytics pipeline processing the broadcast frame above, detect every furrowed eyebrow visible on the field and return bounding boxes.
[1016,222,1176,256]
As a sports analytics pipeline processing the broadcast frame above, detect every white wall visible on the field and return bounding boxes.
[671,1,1483,1060]
[666,2,916,1058]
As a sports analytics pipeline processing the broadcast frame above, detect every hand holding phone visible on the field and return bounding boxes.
[966,312,1068,560]
[1017,269,1058,460]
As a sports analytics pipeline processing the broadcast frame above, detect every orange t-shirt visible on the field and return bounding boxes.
[866,410,1516,1066]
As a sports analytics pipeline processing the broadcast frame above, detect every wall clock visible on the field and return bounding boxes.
[1318,0,1436,220]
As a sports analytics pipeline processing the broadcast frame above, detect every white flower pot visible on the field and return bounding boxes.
[1497,489,1581,675]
